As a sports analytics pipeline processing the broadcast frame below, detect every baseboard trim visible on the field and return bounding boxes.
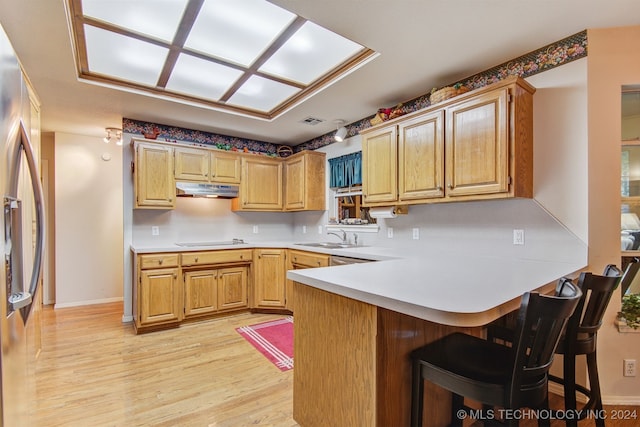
[550,382,640,405]
[54,297,123,309]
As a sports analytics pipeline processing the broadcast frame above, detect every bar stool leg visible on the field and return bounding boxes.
[587,350,605,427]
[450,393,463,427]
[411,359,424,427]
[563,352,578,427]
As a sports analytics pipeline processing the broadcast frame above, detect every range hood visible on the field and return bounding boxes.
[176,182,239,198]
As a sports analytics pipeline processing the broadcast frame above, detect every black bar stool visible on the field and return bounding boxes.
[548,265,625,427]
[411,285,582,427]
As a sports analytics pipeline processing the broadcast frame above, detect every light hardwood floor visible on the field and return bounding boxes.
[34,303,297,427]
[34,303,638,427]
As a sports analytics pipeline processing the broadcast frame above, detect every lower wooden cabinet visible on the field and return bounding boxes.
[184,266,249,318]
[286,250,330,312]
[253,248,287,309]
[135,254,182,332]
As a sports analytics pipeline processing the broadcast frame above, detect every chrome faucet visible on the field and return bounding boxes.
[328,229,347,243]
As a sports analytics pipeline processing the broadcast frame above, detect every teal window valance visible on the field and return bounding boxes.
[329,151,362,189]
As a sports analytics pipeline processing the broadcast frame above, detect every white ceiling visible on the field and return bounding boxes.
[1,0,640,146]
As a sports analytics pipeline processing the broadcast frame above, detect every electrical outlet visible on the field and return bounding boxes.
[302,225,307,234]
[624,359,636,377]
[252,225,259,234]
[318,225,323,234]
[513,229,525,245]
[151,226,159,236]
[387,227,394,238]
[412,228,420,240]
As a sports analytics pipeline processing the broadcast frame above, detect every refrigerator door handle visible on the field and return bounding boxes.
[7,120,45,322]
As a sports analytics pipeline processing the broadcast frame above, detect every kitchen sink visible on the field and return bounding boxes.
[295,242,359,249]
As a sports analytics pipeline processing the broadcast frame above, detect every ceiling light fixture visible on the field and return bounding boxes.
[104,127,123,145]
[334,120,348,142]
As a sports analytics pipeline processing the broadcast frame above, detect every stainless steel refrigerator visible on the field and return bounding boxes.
[1,23,46,426]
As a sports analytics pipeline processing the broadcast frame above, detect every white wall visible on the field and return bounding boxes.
[54,132,123,307]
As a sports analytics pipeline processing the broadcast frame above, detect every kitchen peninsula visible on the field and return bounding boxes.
[286,249,587,427]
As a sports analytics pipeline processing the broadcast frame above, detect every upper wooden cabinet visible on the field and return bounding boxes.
[284,151,326,211]
[133,139,325,212]
[174,147,241,184]
[134,143,175,209]
[232,156,284,211]
[211,151,241,183]
[174,147,209,181]
[361,76,535,207]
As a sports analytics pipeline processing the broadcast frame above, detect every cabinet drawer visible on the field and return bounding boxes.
[289,250,330,268]
[181,249,253,266]
[139,254,179,269]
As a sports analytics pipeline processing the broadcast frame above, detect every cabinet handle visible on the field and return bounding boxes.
[294,257,297,262]
[173,274,177,279]
[317,261,321,266]
[158,259,163,265]
[448,184,454,190]
[195,257,199,262]
[240,255,243,259]
[436,186,442,191]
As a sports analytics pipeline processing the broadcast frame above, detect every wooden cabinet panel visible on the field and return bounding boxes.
[218,267,248,310]
[254,248,287,308]
[362,126,398,204]
[234,157,283,211]
[211,152,241,183]
[284,155,305,210]
[284,151,326,211]
[398,110,445,200]
[181,249,252,266]
[445,88,509,197]
[139,253,179,269]
[184,270,218,318]
[175,147,209,181]
[139,267,182,326]
[135,143,175,209]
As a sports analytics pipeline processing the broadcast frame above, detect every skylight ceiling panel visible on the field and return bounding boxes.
[166,53,244,100]
[84,25,169,86]
[259,21,365,85]
[227,75,300,112]
[81,0,188,42]
[184,0,296,67]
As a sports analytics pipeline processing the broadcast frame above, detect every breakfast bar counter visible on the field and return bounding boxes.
[286,254,586,427]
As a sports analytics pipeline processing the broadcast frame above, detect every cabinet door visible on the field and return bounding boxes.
[218,266,248,310]
[398,111,445,200]
[175,147,209,181]
[139,268,181,326]
[238,157,283,210]
[135,143,175,208]
[362,125,398,204]
[211,152,241,183]
[284,155,305,210]
[254,249,287,308]
[445,88,509,197]
[183,270,218,318]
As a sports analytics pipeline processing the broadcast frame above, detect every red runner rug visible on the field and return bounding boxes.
[236,316,293,371]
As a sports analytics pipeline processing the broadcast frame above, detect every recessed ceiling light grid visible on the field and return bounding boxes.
[67,0,378,120]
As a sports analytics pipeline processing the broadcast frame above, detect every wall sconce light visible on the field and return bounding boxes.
[334,120,348,142]
[104,127,123,145]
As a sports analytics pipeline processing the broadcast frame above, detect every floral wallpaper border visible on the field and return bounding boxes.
[123,30,587,155]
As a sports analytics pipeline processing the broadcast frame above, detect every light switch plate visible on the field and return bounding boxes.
[412,228,420,240]
[387,227,394,238]
[302,225,307,234]
[151,226,159,236]
[253,225,259,234]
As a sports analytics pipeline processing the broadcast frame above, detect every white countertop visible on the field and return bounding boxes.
[130,240,585,327]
